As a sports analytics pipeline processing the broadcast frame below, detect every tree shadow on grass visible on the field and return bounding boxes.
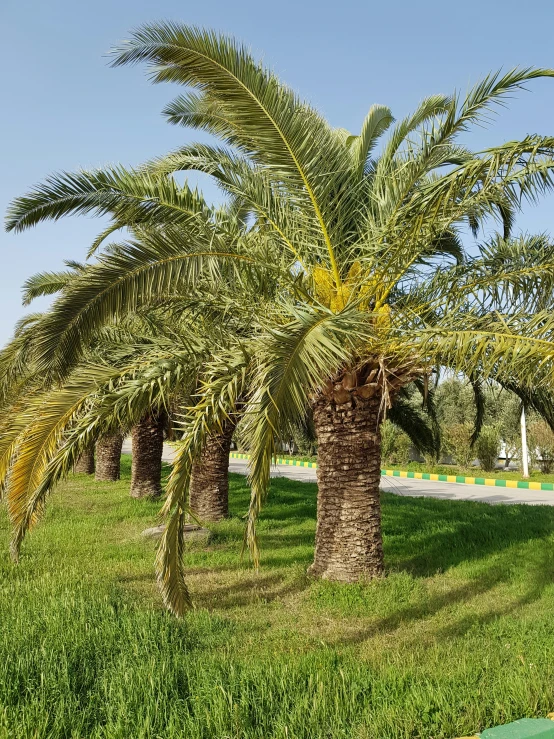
[193,571,310,610]
[229,476,554,577]
[336,555,554,649]
[128,474,554,628]
[382,491,554,576]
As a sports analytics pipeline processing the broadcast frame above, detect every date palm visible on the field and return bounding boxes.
[7,24,554,613]
[7,196,265,515]
[106,26,554,612]
[95,432,124,482]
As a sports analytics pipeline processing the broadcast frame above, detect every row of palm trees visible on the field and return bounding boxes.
[3,23,554,614]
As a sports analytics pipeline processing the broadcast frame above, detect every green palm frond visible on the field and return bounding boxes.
[21,268,81,305]
[387,398,439,456]
[349,104,394,178]
[4,364,115,557]
[28,229,278,379]
[5,166,213,234]
[420,310,554,388]
[5,339,204,559]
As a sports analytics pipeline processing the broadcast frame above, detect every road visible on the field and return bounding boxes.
[226,459,554,506]
[122,441,554,506]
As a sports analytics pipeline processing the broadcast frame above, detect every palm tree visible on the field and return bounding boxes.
[7,25,554,614]
[95,432,124,482]
[5,172,287,518]
[130,411,166,498]
[0,319,209,560]
[11,258,234,502]
[74,448,95,474]
[189,414,237,521]
[107,27,554,611]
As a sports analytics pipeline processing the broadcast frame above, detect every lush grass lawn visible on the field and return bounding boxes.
[1,456,554,738]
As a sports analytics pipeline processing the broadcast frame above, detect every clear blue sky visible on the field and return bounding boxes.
[2,0,554,345]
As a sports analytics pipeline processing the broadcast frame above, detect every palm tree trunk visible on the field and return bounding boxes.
[189,419,236,522]
[95,432,123,482]
[308,382,384,581]
[130,412,165,498]
[74,447,95,474]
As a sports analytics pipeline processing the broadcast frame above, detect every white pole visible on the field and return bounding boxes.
[520,405,529,478]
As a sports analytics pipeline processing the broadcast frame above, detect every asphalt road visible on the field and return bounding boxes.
[122,441,554,506]
[227,459,554,506]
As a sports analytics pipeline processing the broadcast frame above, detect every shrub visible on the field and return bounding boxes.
[528,420,554,473]
[475,425,501,471]
[443,422,474,468]
[422,452,440,468]
[381,420,412,466]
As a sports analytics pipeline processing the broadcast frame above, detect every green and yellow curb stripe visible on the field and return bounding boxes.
[230,452,317,468]
[383,468,554,491]
[229,453,554,491]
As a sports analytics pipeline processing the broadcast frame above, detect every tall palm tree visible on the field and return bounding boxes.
[7,25,554,614]
[109,26,554,612]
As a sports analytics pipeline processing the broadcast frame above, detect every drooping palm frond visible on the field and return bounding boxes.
[5,338,205,557]
[5,166,215,236]
[387,398,439,456]
[418,310,554,390]
[4,364,115,556]
[27,228,282,380]
[111,23,348,257]
[158,349,249,615]
[21,266,83,305]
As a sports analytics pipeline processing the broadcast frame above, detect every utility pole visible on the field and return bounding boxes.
[520,405,529,478]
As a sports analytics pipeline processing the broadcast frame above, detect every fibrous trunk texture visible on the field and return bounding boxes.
[130,413,165,498]
[308,371,384,582]
[95,432,123,482]
[74,447,95,475]
[189,418,236,522]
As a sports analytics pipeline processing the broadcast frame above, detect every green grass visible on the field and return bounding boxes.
[1,455,554,738]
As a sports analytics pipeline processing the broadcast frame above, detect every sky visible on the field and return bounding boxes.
[2,0,554,345]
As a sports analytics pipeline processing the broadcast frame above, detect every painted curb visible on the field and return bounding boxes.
[229,453,554,491]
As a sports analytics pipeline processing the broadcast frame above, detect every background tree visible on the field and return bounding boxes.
[74,448,95,474]
[527,420,554,473]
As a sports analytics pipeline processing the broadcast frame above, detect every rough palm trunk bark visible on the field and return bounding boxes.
[189,418,236,522]
[74,447,95,475]
[130,412,165,498]
[95,432,123,482]
[308,382,384,582]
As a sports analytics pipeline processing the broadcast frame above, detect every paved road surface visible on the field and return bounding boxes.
[122,441,554,506]
[227,459,554,506]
